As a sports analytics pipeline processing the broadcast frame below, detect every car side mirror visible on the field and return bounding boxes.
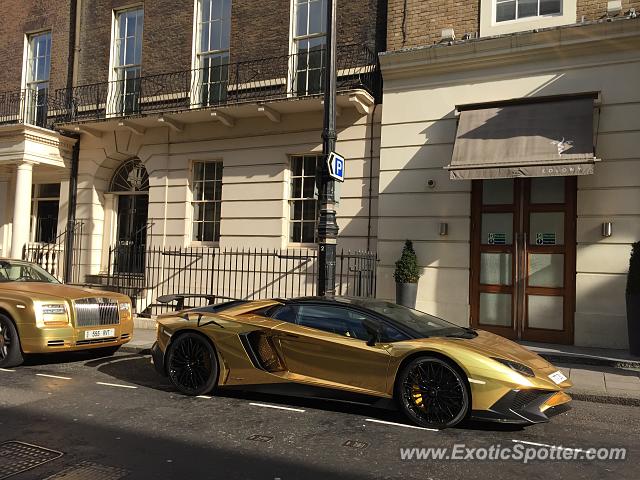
[363,319,383,347]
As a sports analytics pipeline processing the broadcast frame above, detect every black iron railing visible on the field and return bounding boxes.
[60,44,379,123]
[103,246,377,315]
[0,45,379,129]
[0,87,74,129]
[22,221,84,282]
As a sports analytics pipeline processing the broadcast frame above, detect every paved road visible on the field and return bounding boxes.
[0,351,637,480]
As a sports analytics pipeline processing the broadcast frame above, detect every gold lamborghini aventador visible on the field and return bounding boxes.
[151,296,572,429]
[0,259,133,368]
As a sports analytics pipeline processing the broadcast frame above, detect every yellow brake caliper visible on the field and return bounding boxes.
[412,384,424,409]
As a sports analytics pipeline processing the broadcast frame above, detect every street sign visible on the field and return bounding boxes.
[327,151,345,182]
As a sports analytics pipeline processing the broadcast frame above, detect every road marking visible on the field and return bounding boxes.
[249,402,305,413]
[511,439,582,453]
[36,373,71,380]
[364,418,439,432]
[196,395,212,399]
[0,368,15,372]
[96,382,137,389]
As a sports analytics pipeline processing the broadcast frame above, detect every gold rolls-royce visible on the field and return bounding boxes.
[0,259,133,368]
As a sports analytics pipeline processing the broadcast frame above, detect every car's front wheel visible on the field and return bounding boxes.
[0,314,24,368]
[166,332,218,396]
[396,356,469,429]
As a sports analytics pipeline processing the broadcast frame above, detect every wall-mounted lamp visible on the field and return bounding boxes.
[602,222,613,237]
[439,222,449,236]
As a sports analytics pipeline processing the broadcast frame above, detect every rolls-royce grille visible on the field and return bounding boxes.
[74,298,120,327]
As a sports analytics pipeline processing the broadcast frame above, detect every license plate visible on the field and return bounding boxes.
[548,370,567,384]
[84,328,115,340]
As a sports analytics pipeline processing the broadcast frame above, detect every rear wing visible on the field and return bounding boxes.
[156,293,241,312]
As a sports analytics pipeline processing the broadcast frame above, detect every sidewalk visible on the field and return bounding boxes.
[121,327,156,355]
[521,340,640,369]
[123,325,640,406]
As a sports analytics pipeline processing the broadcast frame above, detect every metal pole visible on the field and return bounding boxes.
[317,0,339,296]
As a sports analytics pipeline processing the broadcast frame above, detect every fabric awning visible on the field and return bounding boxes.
[446,98,599,180]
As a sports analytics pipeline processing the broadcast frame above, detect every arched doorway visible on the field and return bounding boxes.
[109,159,149,274]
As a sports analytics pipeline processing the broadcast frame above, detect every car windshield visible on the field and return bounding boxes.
[0,260,60,284]
[353,299,473,339]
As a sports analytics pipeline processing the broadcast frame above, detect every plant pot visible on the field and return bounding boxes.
[626,293,640,356]
[396,282,418,309]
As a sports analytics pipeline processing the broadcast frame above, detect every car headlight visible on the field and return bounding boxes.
[119,302,131,312]
[34,302,70,327]
[491,357,535,377]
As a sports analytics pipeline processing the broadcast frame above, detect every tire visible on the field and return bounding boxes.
[0,314,24,368]
[395,356,469,429]
[166,332,218,396]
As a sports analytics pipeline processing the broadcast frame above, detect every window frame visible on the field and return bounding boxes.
[289,0,327,96]
[288,154,320,246]
[21,30,52,125]
[494,0,562,24]
[190,160,223,245]
[192,0,232,107]
[480,0,576,37]
[108,6,144,115]
[30,183,61,244]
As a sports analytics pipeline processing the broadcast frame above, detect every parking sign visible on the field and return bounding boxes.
[327,151,345,182]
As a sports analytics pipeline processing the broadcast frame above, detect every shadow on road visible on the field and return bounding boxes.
[0,403,376,480]
[92,354,526,433]
[23,348,126,367]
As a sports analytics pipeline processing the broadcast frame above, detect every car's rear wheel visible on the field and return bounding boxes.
[166,332,218,396]
[0,314,24,368]
[396,356,469,429]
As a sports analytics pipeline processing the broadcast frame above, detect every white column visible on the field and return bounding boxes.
[10,162,33,259]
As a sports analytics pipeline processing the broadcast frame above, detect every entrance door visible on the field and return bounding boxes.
[470,177,576,344]
[115,194,148,274]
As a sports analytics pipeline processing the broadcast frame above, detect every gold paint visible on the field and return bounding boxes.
[0,277,133,355]
[155,301,572,420]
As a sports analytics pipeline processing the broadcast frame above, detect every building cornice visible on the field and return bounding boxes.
[379,17,640,80]
[0,124,76,167]
[0,124,77,152]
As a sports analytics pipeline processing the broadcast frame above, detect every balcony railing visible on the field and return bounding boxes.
[0,88,67,129]
[60,44,379,123]
[0,45,379,130]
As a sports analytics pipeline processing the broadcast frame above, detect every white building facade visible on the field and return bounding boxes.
[378,19,640,349]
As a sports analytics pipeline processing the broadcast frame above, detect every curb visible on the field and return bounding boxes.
[121,344,152,355]
[538,353,640,370]
[569,390,640,407]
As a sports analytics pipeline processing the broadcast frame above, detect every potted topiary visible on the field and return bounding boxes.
[394,240,420,309]
[626,241,640,356]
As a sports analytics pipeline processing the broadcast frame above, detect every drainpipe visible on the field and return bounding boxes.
[366,103,378,252]
[64,137,80,283]
[63,0,80,283]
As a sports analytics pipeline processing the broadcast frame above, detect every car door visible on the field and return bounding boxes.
[271,303,392,396]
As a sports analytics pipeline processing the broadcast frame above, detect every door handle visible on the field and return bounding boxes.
[520,233,528,338]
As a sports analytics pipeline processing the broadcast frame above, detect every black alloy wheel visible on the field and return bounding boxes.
[397,356,469,429]
[167,332,218,396]
[0,314,24,368]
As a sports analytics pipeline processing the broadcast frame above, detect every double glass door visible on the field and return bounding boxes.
[470,177,576,344]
